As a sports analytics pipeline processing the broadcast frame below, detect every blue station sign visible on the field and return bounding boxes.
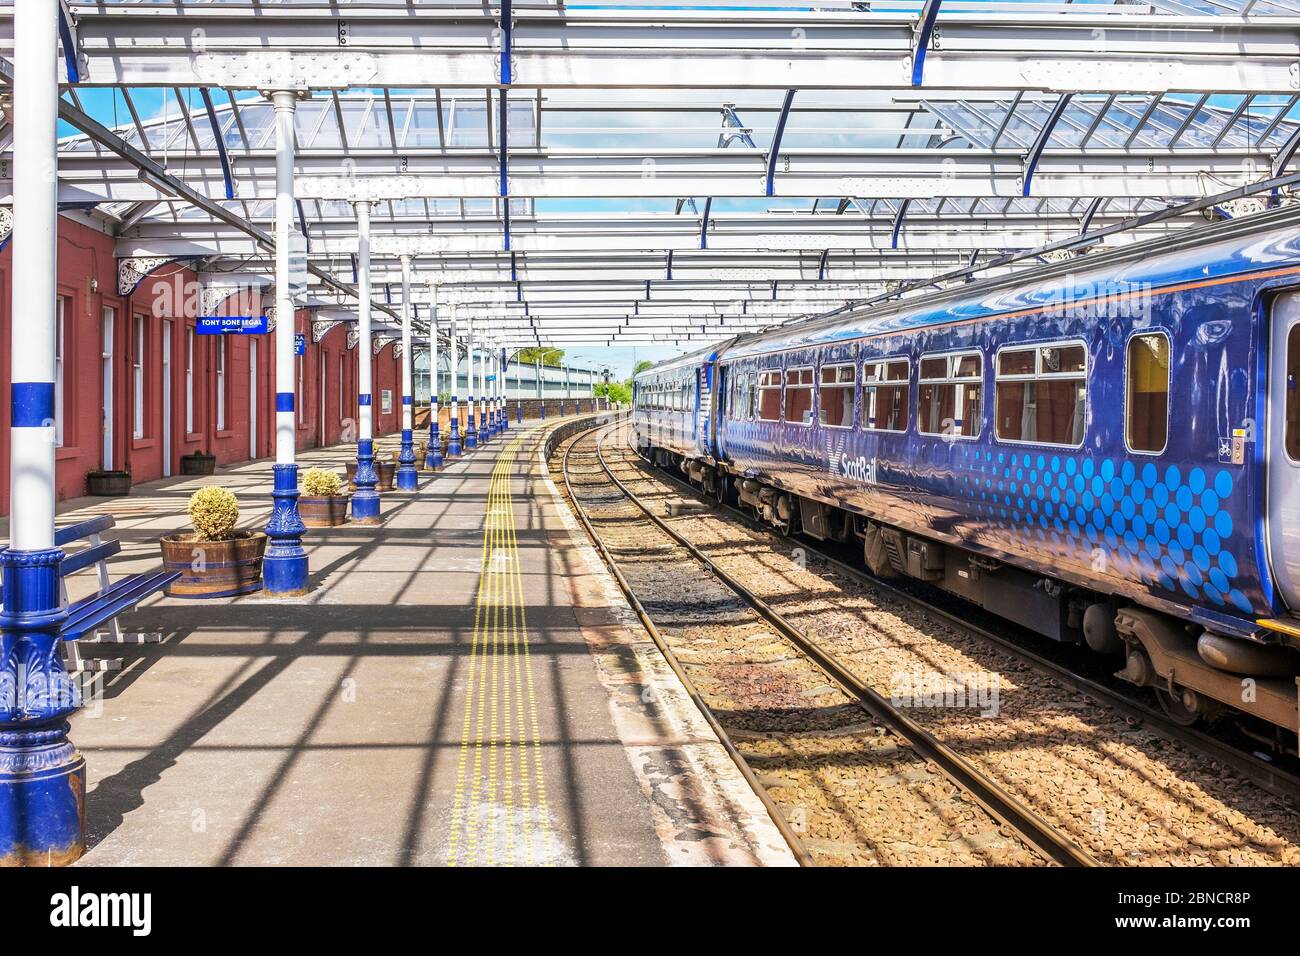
[196,316,268,335]
[294,333,306,356]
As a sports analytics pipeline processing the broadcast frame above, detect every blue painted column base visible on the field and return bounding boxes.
[397,428,419,490]
[465,406,478,450]
[517,402,523,424]
[426,420,443,470]
[0,547,85,866]
[447,408,462,458]
[352,439,382,525]
[540,402,546,421]
[503,404,511,431]
[264,463,309,596]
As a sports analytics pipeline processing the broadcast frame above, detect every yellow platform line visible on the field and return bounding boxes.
[447,430,552,866]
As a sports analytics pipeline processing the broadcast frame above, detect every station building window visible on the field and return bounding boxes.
[756,370,782,421]
[185,329,195,433]
[216,337,227,432]
[863,358,909,432]
[918,351,982,438]
[1126,332,1170,454]
[818,364,855,428]
[995,342,1086,447]
[132,315,146,440]
[784,367,814,425]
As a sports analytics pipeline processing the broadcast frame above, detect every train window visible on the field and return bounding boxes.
[818,364,855,428]
[918,351,983,438]
[747,372,758,420]
[785,367,815,425]
[757,370,782,421]
[995,342,1087,447]
[731,369,752,421]
[863,358,909,432]
[1126,332,1169,454]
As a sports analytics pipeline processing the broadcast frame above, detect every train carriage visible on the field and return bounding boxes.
[634,207,1300,741]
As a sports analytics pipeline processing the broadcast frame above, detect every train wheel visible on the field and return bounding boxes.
[1155,686,1200,726]
[714,474,729,505]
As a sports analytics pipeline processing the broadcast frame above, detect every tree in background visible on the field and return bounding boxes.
[517,347,565,367]
[631,359,653,378]
[594,381,632,406]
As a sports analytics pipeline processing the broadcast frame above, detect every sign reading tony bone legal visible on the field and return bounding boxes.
[196,316,268,335]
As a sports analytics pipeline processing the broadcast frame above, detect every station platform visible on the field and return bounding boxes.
[17,417,792,867]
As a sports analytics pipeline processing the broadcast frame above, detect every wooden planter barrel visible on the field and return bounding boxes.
[160,531,267,598]
[86,470,132,497]
[180,453,217,476]
[345,460,396,492]
[300,495,350,528]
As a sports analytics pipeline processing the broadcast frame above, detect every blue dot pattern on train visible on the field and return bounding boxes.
[958,448,1248,614]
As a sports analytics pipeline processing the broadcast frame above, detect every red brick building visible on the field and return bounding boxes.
[0,216,401,515]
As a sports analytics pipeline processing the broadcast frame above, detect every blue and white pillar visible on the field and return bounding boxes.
[493,343,504,434]
[499,347,509,432]
[0,1,84,866]
[396,256,418,491]
[263,90,310,596]
[515,352,523,424]
[478,326,491,442]
[425,286,443,470]
[351,202,381,524]
[464,315,478,450]
[446,304,462,458]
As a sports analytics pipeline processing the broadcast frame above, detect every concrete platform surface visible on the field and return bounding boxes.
[15,418,794,867]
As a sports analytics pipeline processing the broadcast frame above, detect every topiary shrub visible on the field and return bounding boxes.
[189,486,240,541]
[302,467,344,497]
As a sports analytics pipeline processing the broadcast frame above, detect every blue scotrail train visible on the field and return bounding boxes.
[633,205,1300,746]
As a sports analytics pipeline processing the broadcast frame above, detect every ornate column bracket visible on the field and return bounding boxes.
[346,330,360,350]
[312,319,341,343]
[0,206,12,247]
[373,335,396,356]
[393,342,405,359]
[117,255,183,297]
[265,305,278,333]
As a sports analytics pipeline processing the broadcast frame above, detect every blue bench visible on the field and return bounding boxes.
[0,515,179,673]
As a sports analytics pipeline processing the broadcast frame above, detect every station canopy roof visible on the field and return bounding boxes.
[2,0,1300,346]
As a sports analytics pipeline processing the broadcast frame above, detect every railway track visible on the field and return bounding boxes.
[559,419,1097,867]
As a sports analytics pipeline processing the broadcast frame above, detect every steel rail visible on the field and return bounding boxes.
[580,420,1097,867]
[633,438,1300,806]
[557,420,816,868]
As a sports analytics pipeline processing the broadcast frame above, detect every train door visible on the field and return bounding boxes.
[1268,290,1300,611]
[710,363,726,460]
[695,366,706,450]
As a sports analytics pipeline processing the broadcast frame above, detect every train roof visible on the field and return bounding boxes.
[633,338,739,381]
[721,204,1300,360]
